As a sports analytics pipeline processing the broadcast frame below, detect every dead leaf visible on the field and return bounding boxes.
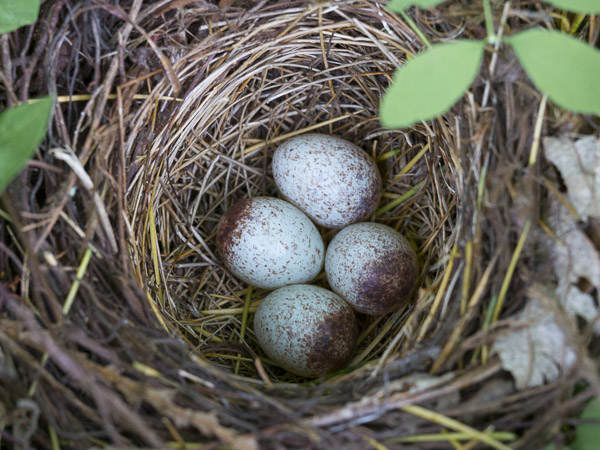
[495,136,600,389]
[549,201,600,333]
[550,203,600,287]
[544,136,600,220]
[492,298,577,389]
[543,135,600,333]
[560,285,600,334]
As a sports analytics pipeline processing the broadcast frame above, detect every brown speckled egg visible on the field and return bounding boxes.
[254,284,358,377]
[216,197,324,290]
[272,134,382,229]
[325,223,419,315]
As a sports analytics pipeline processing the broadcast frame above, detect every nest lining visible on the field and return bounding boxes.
[0,0,596,448]
[124,1,460,382]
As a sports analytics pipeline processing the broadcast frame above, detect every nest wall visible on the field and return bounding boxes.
[0,1,596,449]
[127,2,459,381]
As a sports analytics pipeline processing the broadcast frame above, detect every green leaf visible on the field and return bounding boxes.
[541,446,573,450]
[379,40,485,129]
[574,399,600,450]
[510,29,600,115]
[542,0,600,14]
[387,0,446,12]
[0,0,41,34]
[0,97,53,195]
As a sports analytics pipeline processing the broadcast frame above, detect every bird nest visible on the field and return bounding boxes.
[0,1,597,449]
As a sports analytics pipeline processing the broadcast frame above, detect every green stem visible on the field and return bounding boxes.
[482,0,496,44]
[400,10,432,49]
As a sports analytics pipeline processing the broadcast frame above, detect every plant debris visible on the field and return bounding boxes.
[544,136,600,220]
[493,136,600,389]
[545,136,600,333]
[0,1,598,449]
[492,297,577,388]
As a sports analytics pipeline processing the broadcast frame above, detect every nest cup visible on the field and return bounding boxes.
[6,0,581,448]
[129,3,457,382]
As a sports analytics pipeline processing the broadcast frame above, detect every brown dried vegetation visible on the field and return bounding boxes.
[0,0,599,449]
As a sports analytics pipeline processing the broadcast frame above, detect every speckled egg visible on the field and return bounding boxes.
[216,197,324,289]
[272,134,382,229]
[254,284,358,377]
[325,223,419,315]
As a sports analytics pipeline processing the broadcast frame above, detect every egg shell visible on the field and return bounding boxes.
[254,284,358,377]
[216,197,324,289]
[325,222,419,315]
[272,133,382,229]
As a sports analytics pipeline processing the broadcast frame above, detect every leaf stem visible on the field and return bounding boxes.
[400,10,432,49]
[482,0,496,44]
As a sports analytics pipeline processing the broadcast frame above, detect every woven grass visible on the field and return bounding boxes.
[1,0,598,448]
